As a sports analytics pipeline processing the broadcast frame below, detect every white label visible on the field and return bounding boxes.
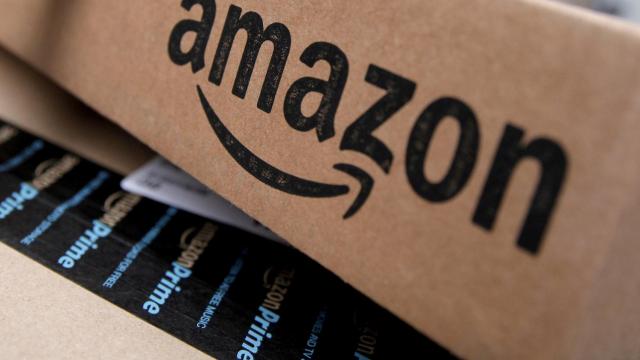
[121,157,284,243]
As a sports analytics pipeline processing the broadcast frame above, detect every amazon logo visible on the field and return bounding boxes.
[168,0,569,255]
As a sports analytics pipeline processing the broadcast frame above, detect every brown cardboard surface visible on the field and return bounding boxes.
[0,245,211,360]
[0,1,638,358]
[0,47,209,358]
[0,48,153,175]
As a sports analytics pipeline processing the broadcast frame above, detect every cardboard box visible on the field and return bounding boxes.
[0,47,454,359]
[0,47,214,359]
[1,1,639,358]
